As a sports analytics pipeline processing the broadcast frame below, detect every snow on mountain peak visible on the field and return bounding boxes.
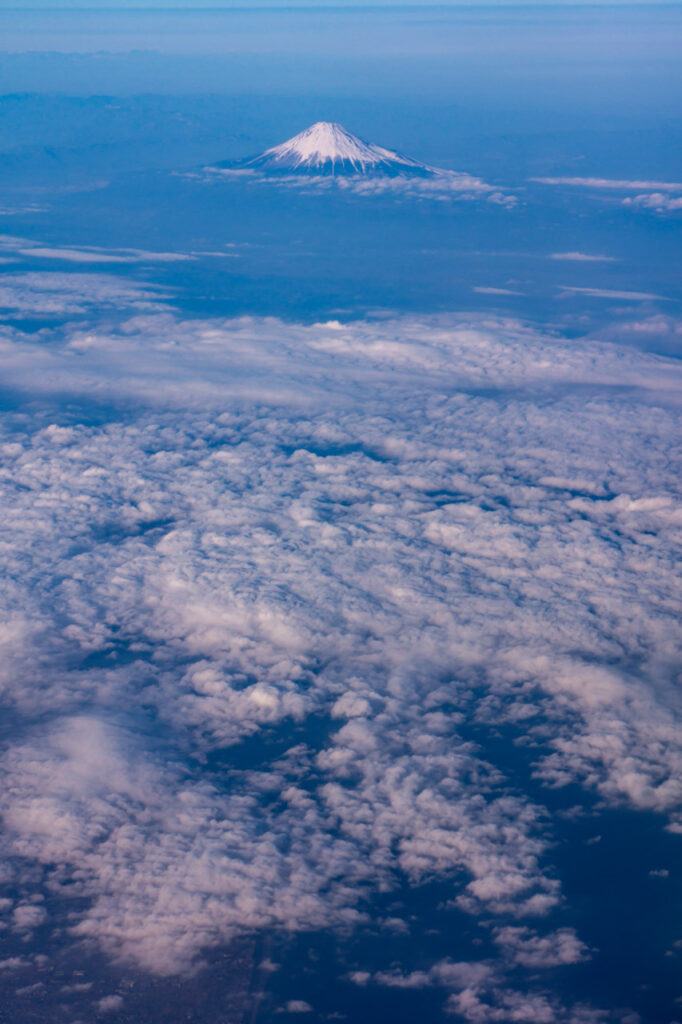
[246,121,427,176]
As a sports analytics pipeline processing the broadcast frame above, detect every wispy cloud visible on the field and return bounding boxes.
[559,285,667,301]
[473,286,523,295]
[532,176,682,191]
[16,246,195,264]
[0,235,240,265]
[550,252,616,262]
[0,271,169,316]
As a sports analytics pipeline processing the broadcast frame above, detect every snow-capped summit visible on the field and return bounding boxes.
[207,121,504,200]
[234,122,434,177]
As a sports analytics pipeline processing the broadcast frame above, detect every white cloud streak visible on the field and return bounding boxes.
[16,246,195,264]
[558,285,667,301]
[549,252,616,262]
[532,177,682,191]
[0,235,237,266]
[473,286,523,296]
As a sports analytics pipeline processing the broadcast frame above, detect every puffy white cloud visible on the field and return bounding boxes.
[493,926,589,968]
[96,994,124,1012]
[355,952,600,1022]
[0,958,33,971]
[11,903,47,934]
[592,313,682,357]
[623,193,682,213]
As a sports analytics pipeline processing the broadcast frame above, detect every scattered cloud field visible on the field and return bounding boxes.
[0,270,680,1021]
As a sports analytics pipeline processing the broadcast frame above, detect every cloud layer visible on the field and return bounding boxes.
[202,166,514,203]
[0,283,680,1017]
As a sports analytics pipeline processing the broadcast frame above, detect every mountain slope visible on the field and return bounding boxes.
[227,122,437,178]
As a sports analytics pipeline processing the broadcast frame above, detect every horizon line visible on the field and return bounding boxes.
[2,1,682,8]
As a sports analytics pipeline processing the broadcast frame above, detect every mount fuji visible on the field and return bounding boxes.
[208,121,508,201]
[235,121,434,178]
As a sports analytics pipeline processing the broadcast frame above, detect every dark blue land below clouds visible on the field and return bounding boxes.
[3,170,681,345]
[1,728,680,1024]
[0,7,681,1024]
[1,83,681,333]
